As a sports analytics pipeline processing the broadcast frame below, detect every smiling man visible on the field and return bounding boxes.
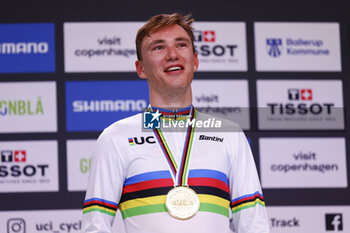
[82,13,269,233]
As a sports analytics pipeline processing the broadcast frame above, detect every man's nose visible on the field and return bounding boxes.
[166,46,178,60]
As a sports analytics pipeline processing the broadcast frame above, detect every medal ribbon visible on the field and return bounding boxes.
[151,106,196,187]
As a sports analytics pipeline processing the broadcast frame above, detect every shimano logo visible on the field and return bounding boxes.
[0,42,49,54]
[73,100,147,112]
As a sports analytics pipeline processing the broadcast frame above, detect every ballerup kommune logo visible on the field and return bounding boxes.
[143,110,222,129]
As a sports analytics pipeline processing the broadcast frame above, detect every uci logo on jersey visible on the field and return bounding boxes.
[128,136,156,146]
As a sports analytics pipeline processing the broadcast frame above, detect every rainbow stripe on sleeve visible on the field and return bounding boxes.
[83,198,118,216]
[230,191,265,214]
[119,169,231,219]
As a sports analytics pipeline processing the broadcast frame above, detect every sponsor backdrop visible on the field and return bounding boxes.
[0,1,349,232]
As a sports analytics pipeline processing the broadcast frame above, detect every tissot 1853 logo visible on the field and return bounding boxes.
[143,110,161,129]
[268,88,333,115]
[0,150,49,178]
[1,150,26,162]
[288,89,312,101]
[0,141,58,192]
[266,38,282,57]
[194,29,237,57]
[192,22,247,71]
[257,80,344,130]
[194,30,216,42]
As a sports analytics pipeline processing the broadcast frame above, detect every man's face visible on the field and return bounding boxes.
[135,24,199,95]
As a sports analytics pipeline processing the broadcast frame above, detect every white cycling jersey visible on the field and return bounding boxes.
[82,107,269,233]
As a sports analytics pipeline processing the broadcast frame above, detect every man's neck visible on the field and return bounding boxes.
[149,88,192,110]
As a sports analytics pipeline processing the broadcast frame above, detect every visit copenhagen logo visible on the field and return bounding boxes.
[0,23,55,73]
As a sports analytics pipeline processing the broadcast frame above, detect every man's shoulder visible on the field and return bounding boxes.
[104,113,142,133]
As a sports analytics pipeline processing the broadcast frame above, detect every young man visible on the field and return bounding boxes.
[82,13,269,233]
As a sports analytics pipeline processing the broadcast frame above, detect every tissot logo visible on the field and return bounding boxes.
[194,30,216,42]
[1,150,27,162]
[326,213,343,231]
[267,88,333,115]
[192,22,247,71]
[0,150,49,178]
[0,141,58,192]
[257,80,344,130]
[193,28,237,57]
[1,150,26,163]
[266,38,282,57]
[128,136,155,146]
[288,88,312,101]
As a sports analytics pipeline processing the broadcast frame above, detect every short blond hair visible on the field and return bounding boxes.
[136,13,195,60]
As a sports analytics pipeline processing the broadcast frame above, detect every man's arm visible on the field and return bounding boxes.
[82,129,126,233]
[228,131,270,233]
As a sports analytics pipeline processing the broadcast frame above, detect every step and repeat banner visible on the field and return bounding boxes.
[0,18,348,233]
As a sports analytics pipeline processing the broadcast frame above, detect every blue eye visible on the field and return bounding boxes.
[154,45,163,50]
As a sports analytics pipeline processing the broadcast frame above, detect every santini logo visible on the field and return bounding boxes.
[199,135,224,142]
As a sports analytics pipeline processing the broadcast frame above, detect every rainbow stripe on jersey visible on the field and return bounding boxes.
[230,191,265,214]
[119,169,230,219]
[83,198,118,216]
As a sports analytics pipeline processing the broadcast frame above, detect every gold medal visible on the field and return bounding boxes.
[165,186,200,220]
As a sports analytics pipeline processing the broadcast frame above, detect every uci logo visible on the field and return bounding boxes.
[128,136,156,146]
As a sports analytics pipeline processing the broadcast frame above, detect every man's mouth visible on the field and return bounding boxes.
[164,65,184,72]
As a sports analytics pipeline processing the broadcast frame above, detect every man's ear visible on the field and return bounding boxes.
[135,60,147,79]
[193,53,199,72]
